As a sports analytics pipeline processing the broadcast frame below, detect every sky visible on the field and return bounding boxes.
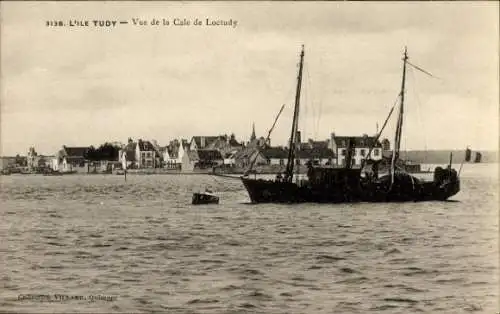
[1,1,498,156]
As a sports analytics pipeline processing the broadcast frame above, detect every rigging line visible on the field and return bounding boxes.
[313,55,320,139]
[317,99,323,141]
[409,66,428,164]
[305,62,320,139]
[298,60,306,183]
[403,77,407,158]
[303,62,308,144]
[297,61,309,143]
[406,60,440,80]
[362,94,400,165]
[310,63,319,139]
[246,104,286,172]
[314,78,322,139]
[304,63,312,140]
[280,72,298,120]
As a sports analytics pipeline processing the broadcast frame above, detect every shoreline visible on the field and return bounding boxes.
[2,162,491,177]
[2,169,436,176]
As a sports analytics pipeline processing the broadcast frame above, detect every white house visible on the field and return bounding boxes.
[161,146,171,166]
[330,133,384,168]
[136,139,158,168]
[53,146,89,173]
[163,139,189,169]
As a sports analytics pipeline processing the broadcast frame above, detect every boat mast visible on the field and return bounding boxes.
[246,104,286,172]
[285,45,305,183]
[390,47,408,185]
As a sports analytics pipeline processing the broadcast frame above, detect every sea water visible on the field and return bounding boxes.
[1,164,498,313]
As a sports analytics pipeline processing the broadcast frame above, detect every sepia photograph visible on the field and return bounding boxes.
[1,1,498,313]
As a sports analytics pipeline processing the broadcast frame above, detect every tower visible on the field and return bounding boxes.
[250,122,256,142]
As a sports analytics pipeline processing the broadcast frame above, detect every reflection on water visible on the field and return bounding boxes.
[0,164,498,313]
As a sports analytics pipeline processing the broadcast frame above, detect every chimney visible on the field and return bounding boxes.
[201,137,206,148]
[296,131,301,144]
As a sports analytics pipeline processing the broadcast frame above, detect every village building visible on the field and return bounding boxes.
[26,147,54,171]
[189,135,224,151]
[181,150,199,172]
[181,149,223,172]
[234,124,334,169]
[234,143,334,170]
[0,156,19,171]
[186,133,244,169]
[53,146,89,173]
[246,123,270,148]
[219,134,244,167]
[381,138,391,151]
[197,150,224,169]
[189,134,243,155]
[233,146,262,169]
[329,133,385,167]
[297,147,335,166]
[260,146,289,166]
[118,138,161,169]
[137,139,160,168]
[163,139,189,170]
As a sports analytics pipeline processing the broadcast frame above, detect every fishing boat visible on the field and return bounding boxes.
[241,46,460,203]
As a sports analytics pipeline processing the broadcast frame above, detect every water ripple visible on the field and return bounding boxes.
[0,169,498,314]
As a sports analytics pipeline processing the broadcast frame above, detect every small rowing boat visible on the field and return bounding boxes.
[192,189,219,205]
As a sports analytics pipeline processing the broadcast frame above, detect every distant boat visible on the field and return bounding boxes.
[474,152,482,163]
[464,147,481,163]
[465,147,472,162]
[241,46,460,203]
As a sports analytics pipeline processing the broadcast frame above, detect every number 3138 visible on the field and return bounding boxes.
[46,20,64,27]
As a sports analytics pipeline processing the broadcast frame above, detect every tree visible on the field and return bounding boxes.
[83,146,98,173]
[95,143,120,161]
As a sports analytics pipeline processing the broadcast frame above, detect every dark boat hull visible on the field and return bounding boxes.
[241,173,460,204]
[241,178,313,203]
[192,193,219,205]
